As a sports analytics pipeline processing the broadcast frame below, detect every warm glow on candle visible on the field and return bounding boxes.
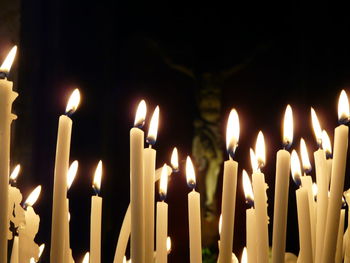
[171,147,179,171]
[134,100,147,128]
[250,148,259,173]
[291,150,302,186]
[146,106,159,145]
[255,131,266,168]
[312,183,318,198]
[166,237,172,254]
[219,214,222,235]
[186,156,196,189]
[283,105,293,148]
[322,130,332,157]
[311,107,323,146]
[65,89,80,114]
[67,160,78,190]
[82,252,90,263]
[338,90,350,123]
[241,247,247,263]
[300,138,311,173]
[226,109,240,158]
[24,185,41,207]
[10,164,20,181]
[0,45,17,73]
[93,160,103,194]
[159,164,168,200]
[242,169,254,204]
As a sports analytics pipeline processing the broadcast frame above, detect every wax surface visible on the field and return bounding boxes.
[246,208,257,263]
[188,190,202,263]
[156,201,168,263]
[91,195,102,263]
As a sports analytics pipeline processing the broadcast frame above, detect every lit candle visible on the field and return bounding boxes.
[65,160,78,263]
[156,164,169,263]
[291,150,313,263]
[335,205,345,263]
[90,161,103,263]
[243,169,257,263]
[322,130,333,187]
[272,105,292,263]
[218,109,239,263]
[144,106,159,263]
[322,90,349,263]
[0,46,18,262]
[50,89,80,263]
[252,131,269,263]
[130,100,147,263]
[186,156,202,263]
[19,186,41,263]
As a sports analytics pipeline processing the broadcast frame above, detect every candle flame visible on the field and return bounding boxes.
[311,107,323,146]
[25,185,41,207]
[186,156,196,189]
[322,130,332,157]
[250,148,259,173]
[171,147,179,171]
[10,164,20,181]
[134,100,147,128]
[123,256,127,263]
[159,164,168,200]
[226,109,240,158]
[82,252,89,263]
[0,45,17,73]
[300,138,311,174]
[167,236,172,254]
[291,150,302,186]
[338,90,350,123]
[65,89,80,114]
[312,183,318,198]
[67,160,78,190]
[38,243,45,259]
[255,131,266,168]
[241,247,247,263]
[146,106,159,145]
[242,169,254,206]
[93,160,103,193]
[219,214,222,235]
[283,105,293,148]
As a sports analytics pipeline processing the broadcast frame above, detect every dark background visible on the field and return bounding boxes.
[1,1,350,262]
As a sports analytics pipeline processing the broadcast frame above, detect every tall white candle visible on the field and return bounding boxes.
[156,164,169,263]
[335,208,345,263]
[144,106,159,263]
[272,105,292,263]
[90,161,103,263]
[0,46,18,262]
[130,100,147,263]
[50,89,80,263]
[218,109,239,263]
[322,90,349,263]
[186,156,202,263]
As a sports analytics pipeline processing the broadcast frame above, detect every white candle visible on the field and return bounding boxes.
[251,132,269,263]
[131,100,147,263]
[51,89,80,263]
[272,105,292,263]
[156,164,169,263]
[322,90,349,263]
[90,161,103,263]
[186,156,202,263]
[144,106,159,263]
[335,208,345,263]
[218,109,239,263]
[0,46,18,262]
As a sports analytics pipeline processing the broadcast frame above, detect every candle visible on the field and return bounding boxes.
[322,90,349,263]
[19,186,41,263]
[0,46,18,262]
[243,169,257,263]
[90,161,103,263]
[291,150,313,263]
[144,106,159,263]
[335,208,345,263]
[251,131,269,263]
[50,89,80,263]
[65,160,78,263]
[272,105,293,263]
[156,164,169,263]
[186,156,202,263]
[130,100,147,263]
[218,109,239,263]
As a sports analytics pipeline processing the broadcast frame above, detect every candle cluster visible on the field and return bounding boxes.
[1,44,350,263]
